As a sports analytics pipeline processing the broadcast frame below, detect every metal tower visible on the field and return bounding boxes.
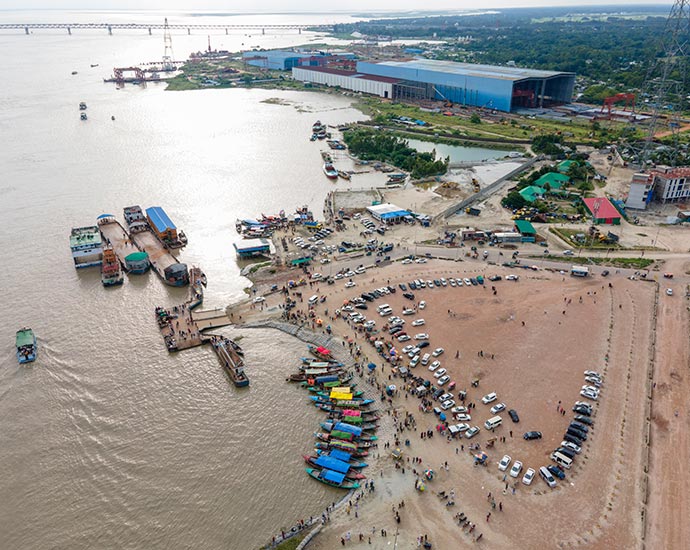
[632,0,690,166]
[162,17,175,71]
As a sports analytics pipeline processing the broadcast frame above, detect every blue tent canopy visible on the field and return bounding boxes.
[334,422,363,437]
[314,456,350,474]
[321,469,346,484]
[367,363,376,371]
[328,449,353,462]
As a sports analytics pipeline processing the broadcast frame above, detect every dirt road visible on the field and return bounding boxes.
[646,275,690,550]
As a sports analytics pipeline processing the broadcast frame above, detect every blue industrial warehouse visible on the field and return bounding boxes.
[356,59,575,112]
[242,49,356,71]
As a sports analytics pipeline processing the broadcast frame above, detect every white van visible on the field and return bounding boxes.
[308,295,319,306]
[410,355,420,368]
[540,466,557,488]
[550,451,572,470]
[484,415,503,430]
[421,353,431,366]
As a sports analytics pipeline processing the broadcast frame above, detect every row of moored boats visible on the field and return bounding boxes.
[289,344,379,490]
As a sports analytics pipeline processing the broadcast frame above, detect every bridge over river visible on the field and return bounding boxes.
[0,22,333,35]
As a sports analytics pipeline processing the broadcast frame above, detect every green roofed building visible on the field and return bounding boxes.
[557,160,577,173]
[534,172,570,190]
[514,219,536,235]
[519,186,545,203]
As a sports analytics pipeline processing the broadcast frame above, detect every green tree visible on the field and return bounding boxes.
[502,191,528,210]
[470,113,481,124]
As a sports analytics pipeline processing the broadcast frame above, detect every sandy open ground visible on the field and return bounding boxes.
[231,256,690,549]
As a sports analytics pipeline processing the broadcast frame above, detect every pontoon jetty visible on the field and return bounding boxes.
[124,205,189,286]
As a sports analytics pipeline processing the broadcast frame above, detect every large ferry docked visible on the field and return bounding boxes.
[70,226,103,268]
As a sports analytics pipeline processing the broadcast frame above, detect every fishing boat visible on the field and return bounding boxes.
[307,345,334,360]
[16,328,37,364]
[315,388,364,398]
[316,403,378,414]
[303,456,366,480]
[314,441,368,457]
[310,396,375,407]
[320,422,378,440]
[101,245,124,286]
[80,113,88,121]
[79,102,87,110]
[323,162,339,180]
[312,120,324,133]
[315,449,368,469]
[338,170,351,180]
[305,468,360,490]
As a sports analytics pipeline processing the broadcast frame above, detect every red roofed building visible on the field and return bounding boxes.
[582,197,621,225]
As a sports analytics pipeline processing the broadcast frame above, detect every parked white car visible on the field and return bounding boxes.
[345,281,356,288]
[432,347,444,357]
[498,455,512,471]
[411,319,426,327]
[433,368,447,379]
[481,392,497,404]
[490,403,506,414]
[428,361,441,372]
[418,301,426,310]
[438,375,450,385]
[414,333,429,340]
[509,460,523,478]
[522,468,535,485]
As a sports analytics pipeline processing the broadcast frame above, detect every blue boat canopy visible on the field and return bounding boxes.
[335,422,363,436]
[321,469,346,484]
[146,206,176,233]
[314,456,350,474]
[97,213,115,219]
[328,449,352,462]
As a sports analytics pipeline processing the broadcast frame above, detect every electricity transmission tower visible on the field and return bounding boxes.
[628,0,690,167]
[162,17,175,71]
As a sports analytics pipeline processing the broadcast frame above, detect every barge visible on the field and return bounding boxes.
[211,335,249,387]
[101,245,124,286]
[97,214,150,274]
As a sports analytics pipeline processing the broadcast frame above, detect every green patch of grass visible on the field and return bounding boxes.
[545,255,654,269]
[165,74,202,91]
[273,534,305,550]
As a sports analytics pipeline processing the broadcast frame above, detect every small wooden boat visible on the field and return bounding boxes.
[323,162,339,180]
[303,457,366,480]
[306,467,360,490]
[338,170,351,180]
[315,449,368,468]
[16,328,37,364]
[315,441,368,458]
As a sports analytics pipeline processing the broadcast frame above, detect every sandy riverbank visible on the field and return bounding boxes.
[229,256,664,549]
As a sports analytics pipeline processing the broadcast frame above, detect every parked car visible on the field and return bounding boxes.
[498,455,512,471]
[523,431,542,440]
[490,402,506,414]
[547,465,566,480]
[397,334,411,342]
[419,301,426,310]
[574,415,594,426]
[412,319,426,327]
[455,413,471,421]
[465,426,480,439]
[432,347,445,357]
[441,399,455,410]
[428,361,441,372]
[414,333,429,340]
[522,468,535,486]
[509,460,523,478]
[438,375,450,385]
[508,409,520,423]
[433,368,447,379]
[580,389,598,400]
[481,392,497,404]
[418,341,430,349]
[540,466,557,488]
[561,441,582,454]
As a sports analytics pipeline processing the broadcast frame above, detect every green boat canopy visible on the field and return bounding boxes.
[16,329,34,347]
[125,252,149,261]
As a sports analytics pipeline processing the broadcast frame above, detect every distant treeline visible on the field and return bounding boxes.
[333,6,687,103]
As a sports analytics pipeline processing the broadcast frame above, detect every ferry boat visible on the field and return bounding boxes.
[338,170,351,180]
[16,328,37,364]
[212,336,249,387]
[101,246,124,286]
[323,162,339,180]
[70,226,103,268]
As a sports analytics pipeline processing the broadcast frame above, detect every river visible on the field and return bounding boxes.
[0,10,489,549]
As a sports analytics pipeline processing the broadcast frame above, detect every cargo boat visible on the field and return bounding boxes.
[101,245,124,286]
[70,226,103,268]
[16,328,37,364]
[211,336,249,387]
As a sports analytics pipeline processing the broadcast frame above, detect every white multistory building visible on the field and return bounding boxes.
[626,166,690,209]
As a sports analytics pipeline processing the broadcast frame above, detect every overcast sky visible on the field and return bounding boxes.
[0,1,672,11]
